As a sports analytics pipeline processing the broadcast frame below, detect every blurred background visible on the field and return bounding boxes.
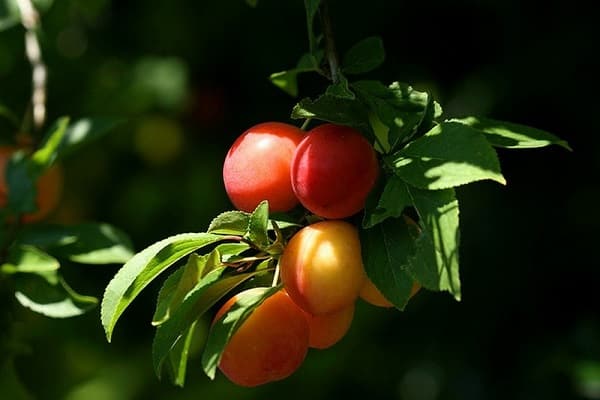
[1,0,598,399]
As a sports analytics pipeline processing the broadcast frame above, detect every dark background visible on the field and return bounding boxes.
[1,0,598,399]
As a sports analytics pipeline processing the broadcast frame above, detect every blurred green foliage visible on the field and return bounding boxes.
[0,0,597,399]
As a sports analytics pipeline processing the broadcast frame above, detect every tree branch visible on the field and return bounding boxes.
[319,0,341,84]
[15,0,47,132]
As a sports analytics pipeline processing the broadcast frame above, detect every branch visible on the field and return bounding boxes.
[319,0,341,84]
[15,0,47,132]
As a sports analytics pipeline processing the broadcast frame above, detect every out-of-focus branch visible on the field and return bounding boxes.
[15,0,47,131]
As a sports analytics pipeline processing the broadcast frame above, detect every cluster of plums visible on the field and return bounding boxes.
[217,122,417,387]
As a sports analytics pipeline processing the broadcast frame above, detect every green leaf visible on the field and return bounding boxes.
[449,116,571,150]
[14,274,97,318]
[363,175,412,228]
[407,187,461,300]
[1,245,59,282]
[353,81,431,152]
[325,74,355,100]
[153,268,265,378]
[245,0,258,7]
[152,266,185,326]
[270,70,301,97]
[304,0,321,54]
[246,201,270,249]
[55,117,123,159]
[342,36,385,75]
[18,223,134,264]
[201,286,280,380]
[0,103,19,128]
[207,211,250,235]
[31,116,70,172]
[390,121,506,190]
[0,0,53,32]
[101,232,225,342]
[269,53,322,97]
[164,320,197,387]
[0,0,20,32]
[5,151,36,214]
[360,217,417,309]
[0,359,33,400]
[291,94,371,134]
[152,251,221,326]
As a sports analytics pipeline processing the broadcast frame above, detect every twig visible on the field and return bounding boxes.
[15,0,47,132]
[319,0,341,84]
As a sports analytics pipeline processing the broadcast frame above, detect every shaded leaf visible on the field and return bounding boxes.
[342,36,385,74]
[360,217,416,309]
[55,117,124,159]
[291,94,371,136]
[363,175,412,228]
[354,81,431,151]
[18,223,134,264]
[304,0,321,54]
[325,74,355,99]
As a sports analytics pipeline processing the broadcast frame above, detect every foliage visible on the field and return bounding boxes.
[96,0,569,388]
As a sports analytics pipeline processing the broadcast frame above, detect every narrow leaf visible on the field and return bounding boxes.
[165,320,197,387]
[153,268,265,377]
[201,286,280,379]
[342,36,385,74]
[31,117,70,171]
[152,267,185,326]
[407,187,461,300]
[360,217,417,309]
[450,116,571,150]
[391,121,506,190]
[101,232,224,342]
[153,251,222,326]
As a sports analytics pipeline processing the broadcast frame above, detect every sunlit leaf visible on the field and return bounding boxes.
[101,232,225,342]
[450,116,571,150]
[407,187,461,300]
[153,268,266,378]
[390,122,506,190]
[14,274,97,318]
